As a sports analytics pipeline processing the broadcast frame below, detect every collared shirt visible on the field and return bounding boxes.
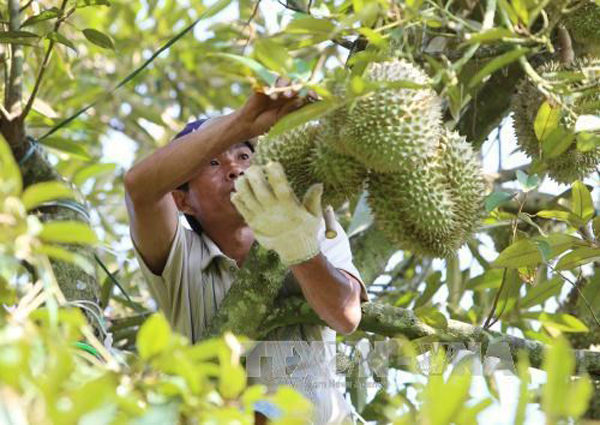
[132,217,369,424]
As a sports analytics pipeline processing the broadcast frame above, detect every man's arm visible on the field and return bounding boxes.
[291,254,362,335]
[124,81,305,274]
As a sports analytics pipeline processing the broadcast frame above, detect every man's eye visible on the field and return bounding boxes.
[240,153,250,160]
[210,159,219,166]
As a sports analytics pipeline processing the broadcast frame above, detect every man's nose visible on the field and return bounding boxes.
[226,164,245,181]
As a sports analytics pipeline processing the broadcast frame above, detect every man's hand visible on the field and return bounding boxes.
[230,162,323,266]
[236,77,314,138]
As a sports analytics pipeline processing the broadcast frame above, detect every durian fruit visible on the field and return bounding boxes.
[367,154,459,258]
[367,129,486,258]
[334,59,443,173]
[254,122,320,196]
[310,131,368,208]
[437,129,487,243]
[511,56,600,183]
[564,1,600,52]
[255,120,367,208]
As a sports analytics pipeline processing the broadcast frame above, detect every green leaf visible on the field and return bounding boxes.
[520,276,564,309]
[576,131,600,152]
[468,48,528,88]
[253,39,292,75]
[73,163,117,187]
[564,376,593,418]
[268,99,340,137]
[511,0,529,24]
[493,234,583,268]
[39,137,92,161]
[137,313,172,360]
[415,306,448,329]
[515,170,539,192]
[47,31,77,53]
[536,210,585,227]
[76,0,111,6]
[464,28,515,44]
[514,352,530,425]
[538,312,589,333]
[21,8,62,27]
[0,135,22,196]
[285,16,335,35]
[534,101,561,142]
[555,247,600,270]
[484,191,516,212]
[542,125,575,159]
[571,181,594,222]
[39,221,98,245]
[211,53,278,86]
[593,217,600,240]
[82,28,115,50]
[38,245,94,274]
[0,30,39,43]
[21,181,75,211]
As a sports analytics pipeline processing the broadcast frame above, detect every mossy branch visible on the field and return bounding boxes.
[258,297,600,378]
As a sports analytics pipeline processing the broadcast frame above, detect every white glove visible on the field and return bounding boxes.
[231,162,323,266]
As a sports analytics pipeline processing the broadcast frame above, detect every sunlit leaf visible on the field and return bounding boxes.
[39,221,98,245]
[268,99,340,137]
[0,135,22,196]
[534,101,561,142]
[21,8,62,27]
[571,181,594,222]
[555,247,600,270]
[21,181,75,211]
[493,234,584,268]
[137,313,172,360]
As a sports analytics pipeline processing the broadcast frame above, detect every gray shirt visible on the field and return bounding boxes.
[132,217,368,424]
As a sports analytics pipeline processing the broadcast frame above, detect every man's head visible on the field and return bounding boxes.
[170,119,255,234]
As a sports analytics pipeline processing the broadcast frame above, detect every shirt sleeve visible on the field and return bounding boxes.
[131,219,189,319]
[318,219,370,302]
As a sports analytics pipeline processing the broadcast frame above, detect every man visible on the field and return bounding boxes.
[124,79,369,424]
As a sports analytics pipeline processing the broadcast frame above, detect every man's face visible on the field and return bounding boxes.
[182,143,254,224]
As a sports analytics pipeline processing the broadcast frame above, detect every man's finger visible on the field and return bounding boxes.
[231,193,255,221]
[265,162,296,202]
[278,98,306,119]
[234,176,263,212]
[245,165,276,207]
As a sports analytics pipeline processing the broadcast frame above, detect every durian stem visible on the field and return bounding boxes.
[557,25,575,65]
[324,205,338,239]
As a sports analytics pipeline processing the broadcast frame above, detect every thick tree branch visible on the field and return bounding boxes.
[259,298,600,378]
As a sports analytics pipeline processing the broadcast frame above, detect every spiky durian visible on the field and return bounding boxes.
[564,1,600,52]
[310,131,368,208]
[437,129,487,242]
[254,122,319,196]
[511,56,600,183]
[334,59,443,172]
[367,154,459,258]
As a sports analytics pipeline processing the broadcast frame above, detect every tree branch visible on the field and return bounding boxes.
[259,298,600,378]
[6,0,23,121]
[22,0,70,120]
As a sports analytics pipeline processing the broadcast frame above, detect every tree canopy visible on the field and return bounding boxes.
[0,0,599,423]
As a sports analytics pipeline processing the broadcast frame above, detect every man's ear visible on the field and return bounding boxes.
[171,190,195,215]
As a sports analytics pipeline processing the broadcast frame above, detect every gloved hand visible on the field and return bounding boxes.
[231,162,323,266]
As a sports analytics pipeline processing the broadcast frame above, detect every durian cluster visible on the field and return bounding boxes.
[511,56,600,183]
[255,60,486,258]
[564,1,600,53]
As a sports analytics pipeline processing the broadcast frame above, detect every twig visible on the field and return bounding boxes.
[19,0,33,13]
[6,0,23,118]
[22,0,70,120]
[483,268,508,329]
[547,263,600,328]
[241,0,261,55]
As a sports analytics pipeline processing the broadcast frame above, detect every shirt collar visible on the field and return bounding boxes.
[199,231,231,271]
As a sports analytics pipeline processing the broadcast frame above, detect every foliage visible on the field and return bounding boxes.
[0,0,599,422]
